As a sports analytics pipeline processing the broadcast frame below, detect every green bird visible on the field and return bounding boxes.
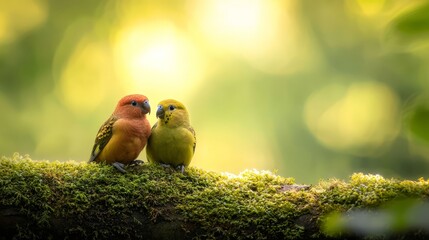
[146,99,196,172]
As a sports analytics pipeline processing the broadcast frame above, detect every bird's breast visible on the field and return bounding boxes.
[148,125,195,166]
[98,117,151,164]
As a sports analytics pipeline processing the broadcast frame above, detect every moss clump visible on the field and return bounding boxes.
[1,153,429,239]
[178,170,302,239]
[316,173,429,214]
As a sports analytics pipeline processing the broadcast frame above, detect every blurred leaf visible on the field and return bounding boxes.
[391,3,429,35]
[323,199,429,237]
[405,101,429,143]
[384,198,421,231]
[322,212,344,236]
[387,3,429,45]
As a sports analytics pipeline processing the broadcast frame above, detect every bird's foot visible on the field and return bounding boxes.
[112,162,127,173]
[159,163,171,168]
[176,165,185,173]
[158,163,185,173]
[129,159,144,166]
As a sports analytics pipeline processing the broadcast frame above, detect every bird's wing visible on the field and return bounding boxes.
[89,115,118,162]
[187,126,196,154]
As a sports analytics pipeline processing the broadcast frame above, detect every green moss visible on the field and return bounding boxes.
[316,173,429,214]
[1,153,429,239]
[177,170,300,239]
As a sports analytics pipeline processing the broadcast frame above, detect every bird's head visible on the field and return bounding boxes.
[156,99,190,127]
[115,94,151,118]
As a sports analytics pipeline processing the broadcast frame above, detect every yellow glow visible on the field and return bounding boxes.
[193,127,277,174]
[304,81,400,155]
[114,21,204,99]
[0,0,47,44]
[191,0,273,49]
[201,0,263,41]
[57,38,110,113]
[189,0,309,75]
[351,0,386,16]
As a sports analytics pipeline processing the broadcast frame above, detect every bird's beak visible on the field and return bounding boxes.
[142,100,151,115]
[156,105,164,119]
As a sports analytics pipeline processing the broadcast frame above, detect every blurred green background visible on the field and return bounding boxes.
[1,0,429,183]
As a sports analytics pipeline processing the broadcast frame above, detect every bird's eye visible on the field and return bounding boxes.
[169,105,175,111]
[131,100,137,106]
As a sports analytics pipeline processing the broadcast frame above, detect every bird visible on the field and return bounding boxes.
[89,94,151,173]
[146,99,196,173]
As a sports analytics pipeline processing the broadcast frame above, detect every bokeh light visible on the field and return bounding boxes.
[57,38,110,113]
[305,80,401,155]
[349,0,386,16]
[0,0,47,44]
[189,0,271,51]
[188,0,307,75]
[114,20,204,100]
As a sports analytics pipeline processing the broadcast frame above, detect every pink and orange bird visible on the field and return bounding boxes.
[89,94,151,173]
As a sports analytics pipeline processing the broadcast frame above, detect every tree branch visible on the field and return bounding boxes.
[1,154,429,239]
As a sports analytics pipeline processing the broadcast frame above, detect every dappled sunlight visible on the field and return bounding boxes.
[189,0,268,49]
[188,0,303,75]
[113,20,204,100]
[305,81,401,155]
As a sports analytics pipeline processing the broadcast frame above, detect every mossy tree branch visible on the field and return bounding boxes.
[1,154,429,239]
